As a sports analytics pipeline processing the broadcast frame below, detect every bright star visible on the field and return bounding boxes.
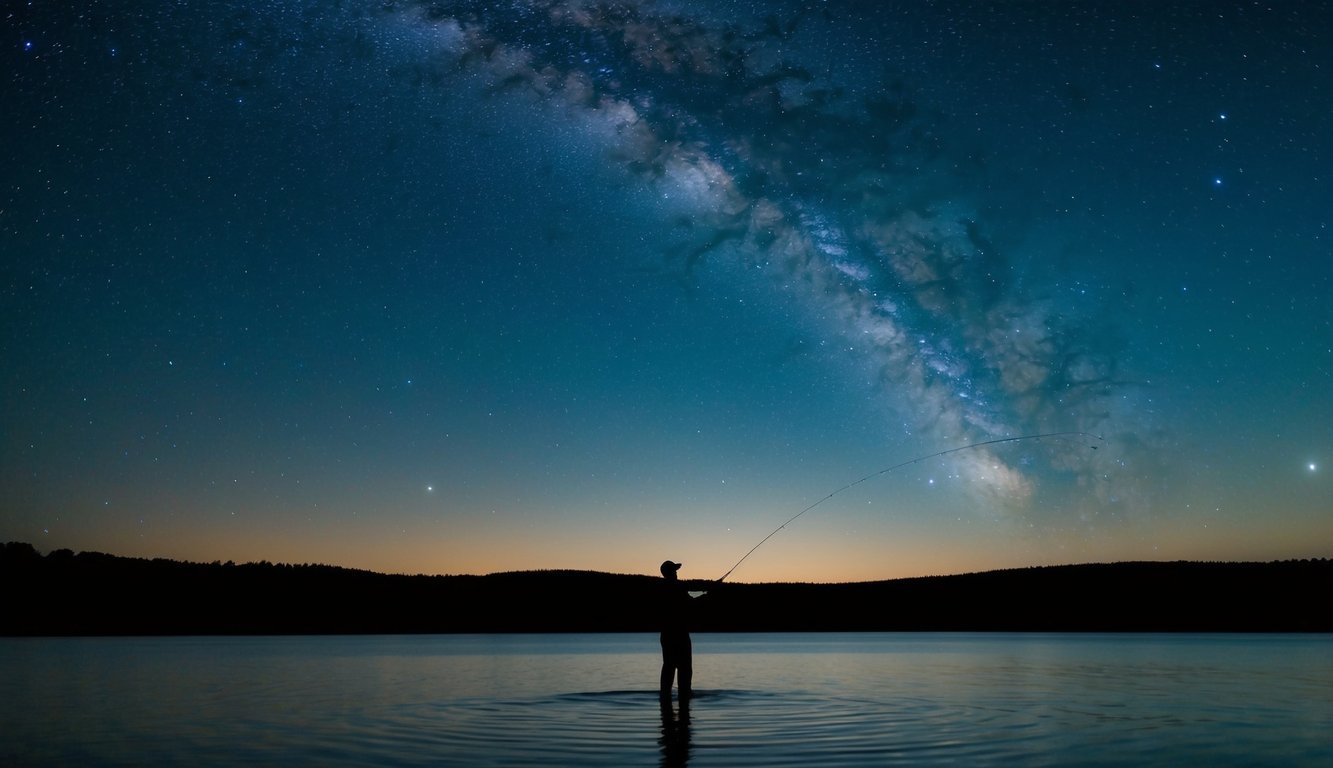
[1309,463,1318,473]
[426,485,434,492]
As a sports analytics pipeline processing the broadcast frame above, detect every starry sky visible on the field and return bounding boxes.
[3,0,1330,582]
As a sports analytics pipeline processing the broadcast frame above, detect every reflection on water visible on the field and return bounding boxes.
[2,633,1331,766]
[659,695,692,768]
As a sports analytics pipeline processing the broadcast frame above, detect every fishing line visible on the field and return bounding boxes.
[716,431,1103,582]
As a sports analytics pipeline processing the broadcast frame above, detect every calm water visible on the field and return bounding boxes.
[2,633,1330,766]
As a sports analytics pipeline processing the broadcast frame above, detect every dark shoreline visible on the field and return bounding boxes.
[3,542,1329,635]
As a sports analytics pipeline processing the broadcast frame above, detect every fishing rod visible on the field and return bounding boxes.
[716,431,1103,582]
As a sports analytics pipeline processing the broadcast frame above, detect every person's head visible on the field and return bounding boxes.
[660,560,682,580]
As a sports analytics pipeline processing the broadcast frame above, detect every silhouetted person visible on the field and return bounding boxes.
[658,560,694,700]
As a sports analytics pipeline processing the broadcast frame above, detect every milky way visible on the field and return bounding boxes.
[380,0,1139,518]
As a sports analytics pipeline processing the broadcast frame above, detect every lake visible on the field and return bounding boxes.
[2,633,1330,766]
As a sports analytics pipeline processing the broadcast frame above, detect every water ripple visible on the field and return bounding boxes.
[421,688,1047,767]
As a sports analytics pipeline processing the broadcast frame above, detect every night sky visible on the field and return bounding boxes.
[4,1,1330,582]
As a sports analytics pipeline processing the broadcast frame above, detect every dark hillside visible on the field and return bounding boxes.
[3,543,1328,634]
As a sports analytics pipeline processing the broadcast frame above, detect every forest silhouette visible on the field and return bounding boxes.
[3,542,1328,635]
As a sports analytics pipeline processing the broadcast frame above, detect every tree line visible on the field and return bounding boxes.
[3,542,1329,634]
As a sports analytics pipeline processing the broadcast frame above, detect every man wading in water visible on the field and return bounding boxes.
[658,560,699,700]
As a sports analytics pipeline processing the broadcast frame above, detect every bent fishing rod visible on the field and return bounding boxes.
[716,431,1103,582]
